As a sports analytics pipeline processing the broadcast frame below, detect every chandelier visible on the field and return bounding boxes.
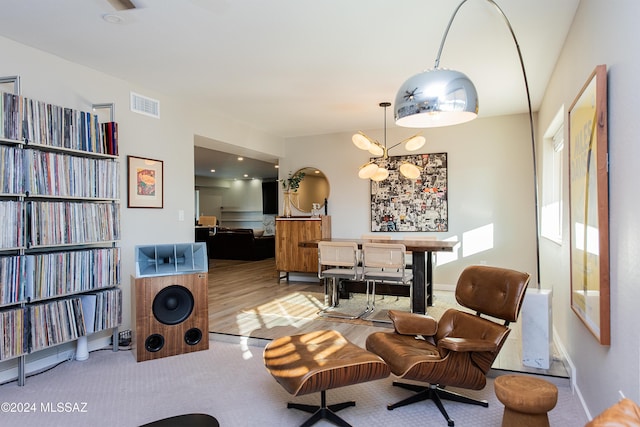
[353,102,426,181]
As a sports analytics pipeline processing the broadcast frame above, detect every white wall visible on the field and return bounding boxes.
[0,36,284,358]
[537,0,640,417]
[280,113,538,287]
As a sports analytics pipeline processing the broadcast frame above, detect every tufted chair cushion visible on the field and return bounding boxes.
[456,265,529,322]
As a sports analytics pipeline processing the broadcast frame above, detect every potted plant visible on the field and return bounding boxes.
[280,170,305,217]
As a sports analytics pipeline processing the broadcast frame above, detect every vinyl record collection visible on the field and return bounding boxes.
[0,91,22,141]
[24,149,119,199]
[0,144,23,194]
[0,254,27,305]
[0,86,121,368]
[0,307,25,360]
[30,247,121,300]
[2,91,117,155]
[0,250,121,359]
[29,288,121,353]
[0,200,23,249]
[80,288,122,334]
[28,201,120,247]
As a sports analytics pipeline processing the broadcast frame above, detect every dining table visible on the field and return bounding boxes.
[299,237,457,315]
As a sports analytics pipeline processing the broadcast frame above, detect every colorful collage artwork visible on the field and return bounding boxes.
[370,152,448,232]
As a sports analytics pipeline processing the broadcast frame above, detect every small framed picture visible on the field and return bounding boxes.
[127,155,164,208]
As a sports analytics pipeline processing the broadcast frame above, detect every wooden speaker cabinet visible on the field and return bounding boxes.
[132,273,209,362]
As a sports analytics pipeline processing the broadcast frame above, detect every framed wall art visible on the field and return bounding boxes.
[127,155,164,208]
[370,152,447,232]
[568,64,610,345]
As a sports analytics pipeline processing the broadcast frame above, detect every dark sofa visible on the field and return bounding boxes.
[210,228,275,261]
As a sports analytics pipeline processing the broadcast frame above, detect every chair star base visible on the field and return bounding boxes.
[287,390,355,427]
[388,382,488,427]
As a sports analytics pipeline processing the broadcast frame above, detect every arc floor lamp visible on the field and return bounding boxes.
[394,0,541,286]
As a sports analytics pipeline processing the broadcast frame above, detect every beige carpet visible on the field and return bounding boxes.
[0,335,588,427]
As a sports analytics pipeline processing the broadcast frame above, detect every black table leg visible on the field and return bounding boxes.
[411,251,426,314]
[411,251,434,314]
[426,251,433,307]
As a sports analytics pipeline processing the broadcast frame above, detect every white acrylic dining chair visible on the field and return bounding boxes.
[317,241,366,319]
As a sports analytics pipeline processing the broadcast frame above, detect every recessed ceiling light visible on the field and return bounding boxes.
[102,13,125,24]
[237,157,244,161]
[243,174,249,178]
[274,165,279,169]
[210,169,216,173]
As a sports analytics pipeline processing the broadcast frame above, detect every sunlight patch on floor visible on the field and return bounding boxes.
[236,292,324,335]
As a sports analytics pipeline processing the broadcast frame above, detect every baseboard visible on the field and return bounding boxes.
[552,325,576,386]
[553,325,591,420]
[433,283,456,292]
[209,332,270,348]
[284,272,320,283]
[0,331,114,386]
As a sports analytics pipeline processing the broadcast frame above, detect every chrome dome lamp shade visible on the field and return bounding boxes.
[393,0,484,129]
[395,68,478,128]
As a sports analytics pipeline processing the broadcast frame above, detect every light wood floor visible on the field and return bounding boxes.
[207,258,390,348]
[206,257,569,378]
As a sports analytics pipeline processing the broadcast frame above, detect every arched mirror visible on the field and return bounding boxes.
[291,167,330,213]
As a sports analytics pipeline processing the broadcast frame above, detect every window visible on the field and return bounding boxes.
[540,108,564,243]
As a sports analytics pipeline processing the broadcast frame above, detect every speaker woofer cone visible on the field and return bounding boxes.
[145,334,165,352]
[184,328,203,346]
[152,285,194,325]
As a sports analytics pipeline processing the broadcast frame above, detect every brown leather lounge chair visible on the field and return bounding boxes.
[366,265,530,426]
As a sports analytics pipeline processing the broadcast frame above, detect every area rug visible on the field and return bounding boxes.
[236,289,461,331]
[216,288,568,377]
[240,291,325,320]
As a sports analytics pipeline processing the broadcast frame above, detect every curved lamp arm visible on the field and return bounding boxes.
[434,0,540,286]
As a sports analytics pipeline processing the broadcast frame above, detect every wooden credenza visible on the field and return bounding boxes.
[275,216,331,279]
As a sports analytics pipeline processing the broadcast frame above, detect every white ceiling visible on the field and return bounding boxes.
[194,146,279,180]
[0,0,580,178]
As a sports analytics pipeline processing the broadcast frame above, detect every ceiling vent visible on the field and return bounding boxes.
[130,92,160,119]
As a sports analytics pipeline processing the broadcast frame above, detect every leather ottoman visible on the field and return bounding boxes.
[263,330,390,427]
